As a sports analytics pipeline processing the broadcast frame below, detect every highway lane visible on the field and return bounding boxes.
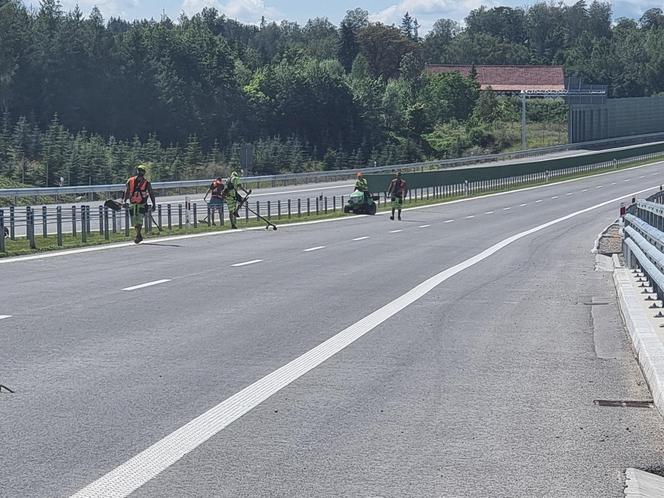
[3,147,595,237]
[2,162,664,497]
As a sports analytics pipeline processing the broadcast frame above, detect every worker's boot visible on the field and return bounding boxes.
[390,209,395,221]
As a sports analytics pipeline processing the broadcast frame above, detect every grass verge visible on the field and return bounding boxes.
[1,156,661,258]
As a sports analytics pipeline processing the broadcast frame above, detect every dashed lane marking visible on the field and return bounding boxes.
[389,230,403,233]
[353,237,370,241]
[535,200,543,203]
[582,189,589,192]
[444,220,455,224]
[122,279,171,292]
[566,193,574,196]
[596,185,604,189]
[303,246,325,252]
[625,179,631,182]
[465,215,475,219]
[418,225,431,228]
[0,315,11,320]
[503,207,511,211]
[551,196,559,199]
[231,260,263,267]
[485,211,494,215]
[70,184,658,498]
[520,204,528,207]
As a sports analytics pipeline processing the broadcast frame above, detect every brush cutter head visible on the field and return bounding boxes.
[104,199,123,211]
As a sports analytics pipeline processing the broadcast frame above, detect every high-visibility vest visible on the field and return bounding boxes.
[128,176,148,204]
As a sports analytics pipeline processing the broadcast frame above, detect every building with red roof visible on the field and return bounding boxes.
[425,64,565,93]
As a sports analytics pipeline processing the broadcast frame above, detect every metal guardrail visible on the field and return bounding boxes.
[3,132,664,201]
[623,199,664,299]
[4,148,664,254]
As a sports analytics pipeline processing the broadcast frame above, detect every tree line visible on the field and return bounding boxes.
[0,0,659,186]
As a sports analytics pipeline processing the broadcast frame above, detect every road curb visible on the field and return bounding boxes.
[625,468,664,497]
[613,268,664,415]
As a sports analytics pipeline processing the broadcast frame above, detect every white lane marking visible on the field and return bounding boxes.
[303,246,325,252]
[418,225,431,228]
[535,200,543,203]
[625,179,631,182]
[389,230,403,233]
[582,189,589,192]
[4,160,664,266]
[503,207,511,211]
[596,185,604,189]
[611,182,617,185]
[353,237,369,241]
[465,215,475,219]
[71,186,656,498]
[444,220,455,224]
[520,203,528,207]
[485,211,494,215]
[122,279,171,292]
[551,196,559,199]
[231,260,263,267]
[566,193,574,196]
[0,315,11,320]
[640,175,646,179]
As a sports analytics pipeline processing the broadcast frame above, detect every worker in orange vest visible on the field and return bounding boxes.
[123,165,156,244]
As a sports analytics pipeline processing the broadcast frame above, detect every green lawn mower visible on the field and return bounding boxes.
[344,191,379,215]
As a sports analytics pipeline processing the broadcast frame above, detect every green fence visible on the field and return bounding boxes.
[367,142,664,191]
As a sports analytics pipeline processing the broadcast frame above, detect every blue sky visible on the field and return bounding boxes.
[29,0,664,32]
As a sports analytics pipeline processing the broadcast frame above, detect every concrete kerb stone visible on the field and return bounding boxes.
[625,468,664,497]
[614,267,664,497]
[613,268,664,415]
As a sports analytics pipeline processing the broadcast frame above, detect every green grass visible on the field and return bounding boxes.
[1,155,660,258]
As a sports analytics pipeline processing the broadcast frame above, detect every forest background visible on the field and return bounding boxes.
[2,0,664,186]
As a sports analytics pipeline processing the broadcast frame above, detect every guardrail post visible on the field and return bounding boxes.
[207,205,212,226]
[324,197,328,214]
[220,203,224,226]
[298,199,302,217]
[245,203,249,223]
[71,206,77,238]
[42,206,48,238]
[112,208,117,234]
[0,209,5,252]
[167,204,172,230]
[307,198,311,216]
[145,207,152,234]
[86,206,91,235]
[178,204,183,229]
[98,205,104,235]
[333,196,336,212]
[267,201,271,219]
[193,203,198,228]
[57,206,63,246]
[104,207,110,240]
[81,206,87,241]
[288,199,291,219]
[315,197,319,215]
[9,206,14,240]
[277,200,281,220]
[255,201,260,221]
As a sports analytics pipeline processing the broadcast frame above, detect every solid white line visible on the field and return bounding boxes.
[353,237,370,241]
[485,211,494,215]
[389,230,404,233]
[303,246,325,252]
[0,315,11,320]
[231,260,263,267]
[122,280,171,292]
[418,225,431,228]
[71,185,657,498]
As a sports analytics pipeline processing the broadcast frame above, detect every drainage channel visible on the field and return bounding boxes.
[594,400,654,408]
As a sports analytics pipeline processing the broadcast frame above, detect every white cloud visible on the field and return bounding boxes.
[57,0,140,20]
[371,0,489,32]
[182,0,281,24]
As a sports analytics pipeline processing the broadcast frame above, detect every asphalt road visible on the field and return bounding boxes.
[2,161,664,497]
